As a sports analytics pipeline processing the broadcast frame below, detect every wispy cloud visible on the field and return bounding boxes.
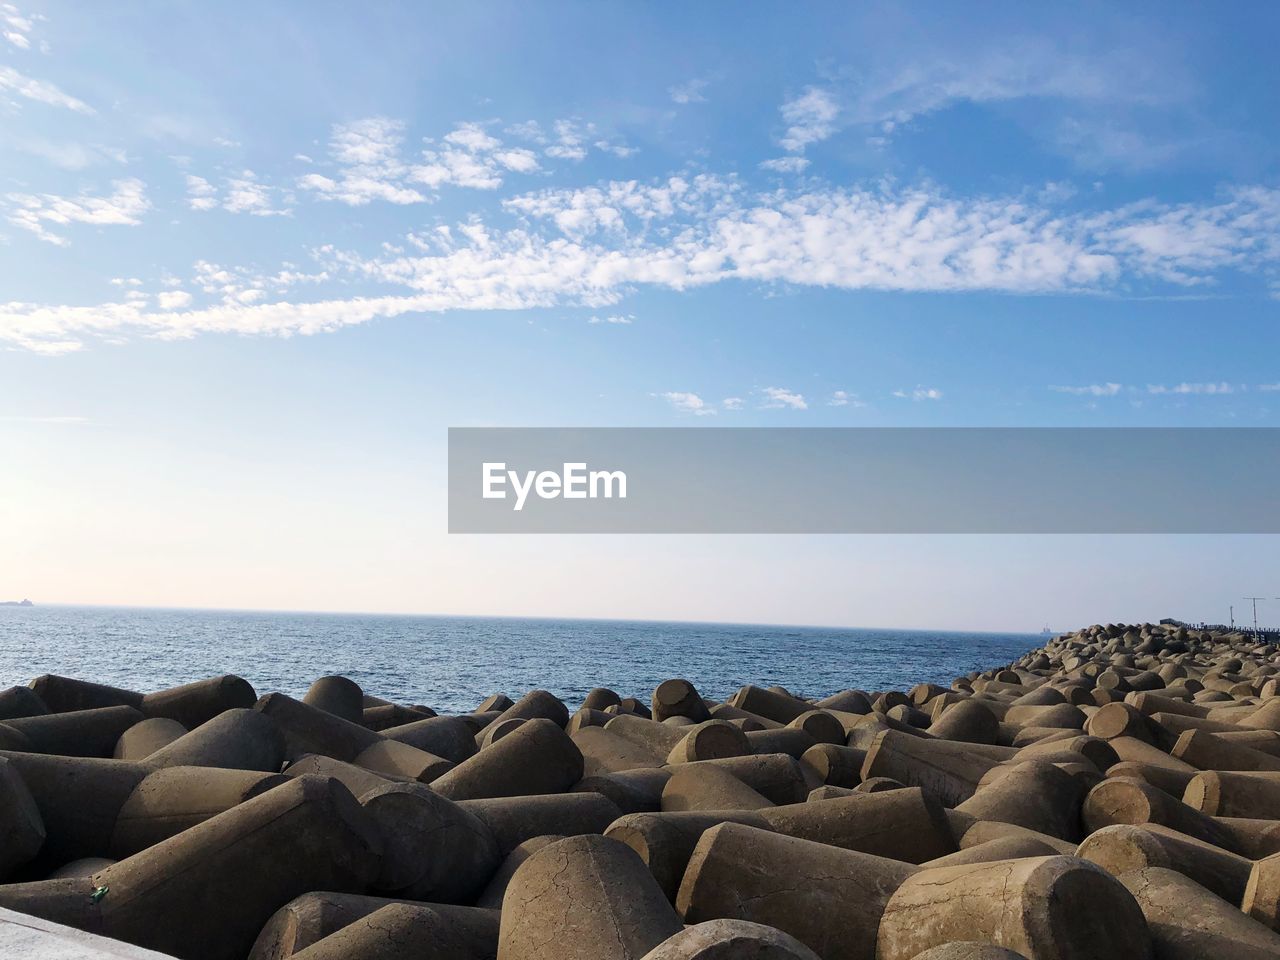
[1261,383,1280,393]
[657,391,715,415]
[0,64,92,113]
[828,390,865,407]
[722,397,743,410]
[760,156,810,174]
[1,4,35,50]
[893,386,943,401]
[761,386,807,410]
[5,176,1280,353]
[1146,381,1237,395]
[670,78,710,104]
[588,313,633,324]
[5,178,149,245]
[778,87,839,153]
[1050,383,1123,396]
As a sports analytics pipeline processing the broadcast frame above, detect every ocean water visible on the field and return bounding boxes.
[0,605,1041,713]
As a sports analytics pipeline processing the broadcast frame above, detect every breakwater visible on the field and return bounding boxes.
[0,620,1279,958]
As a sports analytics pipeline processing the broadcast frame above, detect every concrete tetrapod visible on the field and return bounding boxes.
[573,767,672,813]
[1075,822,1253,904]
[491,689,570,729]
[358,781,500,901]
[382,715,478,764]
[144,708,285,772]
[249,893,499,960]
[113,717,187,760]
[301,676,364,724]
[652,679,712,724]
[289,902,498,960]
[676,755,809,805]
[283,754,401,797]
[475,835,563,909]
[756,788,956,863]
[639,919,822,960]
[1,705,144,758]
[0,774,383,960]
[27,676,142,713]
[660,764,775,812]
[459,792,622,856]
[1121,866,1280,960]
[954,761,1084,842]
[0,752,152,864]
[1244,851,1280,931]
[431,718,584,800]
[907,947,1028,960]
[0,684,49,720]
[0,756,45,879]
[141,675,257,729]
[875,855,1152,960]
[1081,776,1236,851]
[605,810,772,901]
[861,729,1007,807]
[677,821,917,960]
[1183,770,1280,818]
[109,765,289,857]
[497,834,683,960]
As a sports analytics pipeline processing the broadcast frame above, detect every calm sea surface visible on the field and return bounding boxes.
[0,605,1041,713]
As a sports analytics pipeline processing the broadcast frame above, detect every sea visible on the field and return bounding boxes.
[0,605,1042,714]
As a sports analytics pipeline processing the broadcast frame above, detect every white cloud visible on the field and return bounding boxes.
[722,397,743,410]
[0,64,93,113]
[588,314,633,324]
[2,4,35,49]
[761,386,807,410]
[658,391,715,415]
[760,156,810,174]
[828,390,865,407]
[1260,383,1280,393]
[779,87,839,153]
[6,178,1280,353]
[185,175,217,211]
[893,386,943,401]
[1050,383,1123,396]
[1146,382,1236,395]
[670,78,709,104]
[156,290,193,310]
[300,118,544,205]
[5,178,149,245]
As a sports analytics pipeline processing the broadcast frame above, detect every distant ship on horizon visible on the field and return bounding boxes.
[0,598,33,607]
[1040,625,1053,635]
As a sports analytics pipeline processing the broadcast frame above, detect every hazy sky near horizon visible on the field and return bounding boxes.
[2,2,1278,631]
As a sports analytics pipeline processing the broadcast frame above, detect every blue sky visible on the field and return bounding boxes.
[1,2,1278,630]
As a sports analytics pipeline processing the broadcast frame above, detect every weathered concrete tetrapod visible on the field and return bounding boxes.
[85,774,382,960]
[475,835,563,909]
[1122,866,1280,960]
[677,821,917,960]
[497,834,683,960]
[144,708,285,772]
[492,689,570,728]
[1243,850,1280,931]
[875,855,1152,960]
[460,792,622,855]
[358,780,500,901]
[652,679,712,724]
[660,764,775,812]
[756,787,955,863]
[283,754,401,797]
[605,810,771,901]
[573,725,668,776]
[289,902,498,960]
[109,765,289,857]
[800,743,866,787]
[678,755,809,805]
[1,705,144,757]
[1082,776,1236,850]
[573,767,672,813]
[249,893,499,960]
[861,730,1006,807]
[27,676,142,713]
[929,699,1001,745]
[141,675,257,729]
[382,715,478,764]
[113,717,187,761]
[639,919,822,960]
[431,717,584,800]
[669,720,753,763]
[301,676,365,724]
[905,946,1028,960]
[954,760,1084,842]
[0,755,45,879]
[1183,769,1280,818]
[1075,822,1253,904]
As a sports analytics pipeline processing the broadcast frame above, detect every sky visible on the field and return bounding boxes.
[1,1,1278,631]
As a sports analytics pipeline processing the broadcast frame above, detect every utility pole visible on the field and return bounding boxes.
[1244,598,1266,638]
[1230,605,1234,630]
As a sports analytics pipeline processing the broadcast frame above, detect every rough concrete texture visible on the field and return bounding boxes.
[876,856,1152,960]
[639,919,822,960]
[288,902,496,960]
[497,834,683,960]
[1122,866,1280,960]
